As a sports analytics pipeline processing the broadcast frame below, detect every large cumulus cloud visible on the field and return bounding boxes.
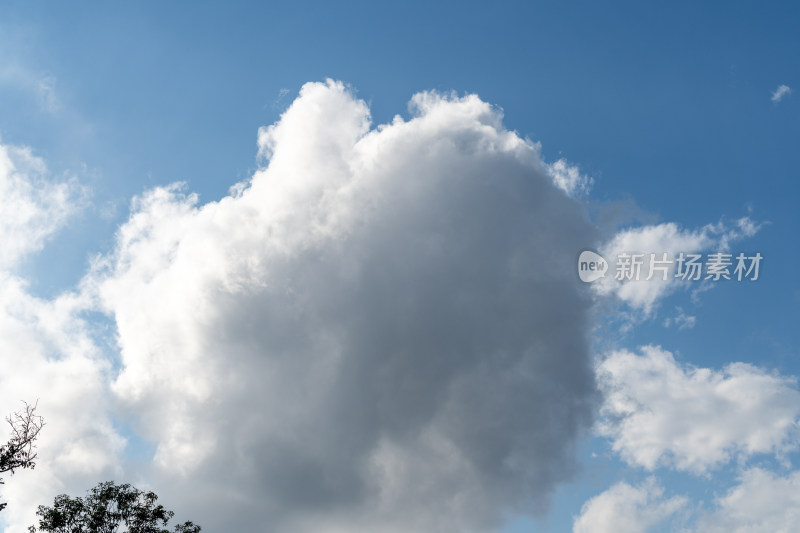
[84,80,599,532]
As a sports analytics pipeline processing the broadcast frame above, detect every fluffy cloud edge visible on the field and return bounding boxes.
[593,216,762,314]
[596,345,800,473]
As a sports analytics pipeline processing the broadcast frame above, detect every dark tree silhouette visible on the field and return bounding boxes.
[0,402,44,512]
[28,481,201,533]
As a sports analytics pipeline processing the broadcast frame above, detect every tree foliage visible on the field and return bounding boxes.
[28,481,201,533]
[0,401,44,512]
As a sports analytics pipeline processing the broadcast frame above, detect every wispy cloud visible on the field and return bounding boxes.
[593,217,761,315]
[547,158,593,197]
[663,306,696,330]
[0,143,87,269]
[0,62,62,114]
[771,84,791,103]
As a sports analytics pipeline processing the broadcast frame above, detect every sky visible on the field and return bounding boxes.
[0,1,798,532]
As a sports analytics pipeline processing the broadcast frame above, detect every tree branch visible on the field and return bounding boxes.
[0,401,45,512]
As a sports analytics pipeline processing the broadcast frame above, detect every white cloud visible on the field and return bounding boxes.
[80,80,600,532]
[547,158,593,196]
[0,79,772,533]
[595,222,712,313]
[663,306,696,330]
[573,478,687,533]
[594,217,761,313]
[716,216,762,250]
[0,282,125,533]
[0,144,86,269]
[772,84,791,103]
[575,469,800,533]
[597,346,800,473]
[0,142,121,532]
[694,468,800,532]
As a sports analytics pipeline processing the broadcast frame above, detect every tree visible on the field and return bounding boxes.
[28,481,201,533]
[0,401,45,512]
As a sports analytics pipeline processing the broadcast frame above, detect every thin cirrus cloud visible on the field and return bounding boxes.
[0,61,62,114]
[75,80,602,532]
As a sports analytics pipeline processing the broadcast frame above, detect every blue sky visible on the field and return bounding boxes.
[0,2,799,532]
[4,2,799,284]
